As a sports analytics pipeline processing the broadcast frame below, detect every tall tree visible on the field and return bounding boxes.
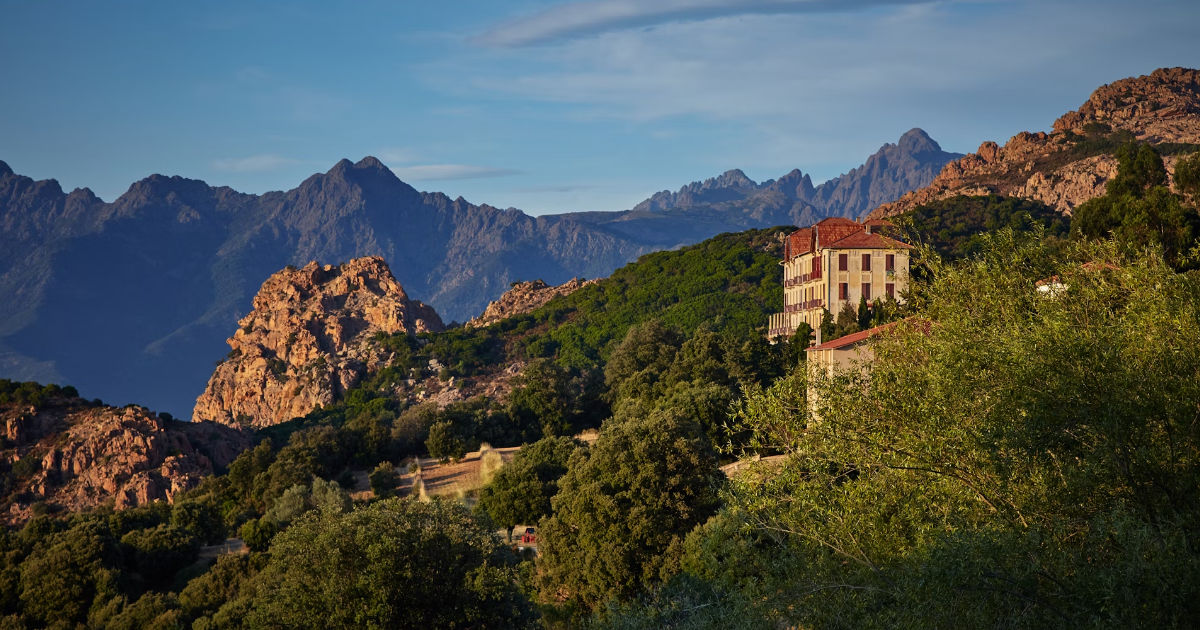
[537,409,722,612]
[245,498,534,628]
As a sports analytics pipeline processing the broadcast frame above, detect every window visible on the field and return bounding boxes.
[862,283,871,300]
[839,283,848,299]
[886,282,895,298]
[838,254,848,271]
[862,253,871,271]
[886,254,895,271]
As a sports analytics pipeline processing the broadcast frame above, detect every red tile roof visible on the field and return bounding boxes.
[806,321,898,351]
[827,230,913,250]
[784,218,910,260]
[815,219,862,249]
[786,227,813,258]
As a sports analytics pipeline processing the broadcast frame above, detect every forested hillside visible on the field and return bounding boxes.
[1,145,1198,628]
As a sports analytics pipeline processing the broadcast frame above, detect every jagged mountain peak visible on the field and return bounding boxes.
[319,156,411,192]
[897,127,941,154]
[0,160,11,176]
[355,155,388,170]
[710,168,756,189]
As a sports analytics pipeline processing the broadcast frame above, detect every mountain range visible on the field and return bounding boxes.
[0,129,960,417]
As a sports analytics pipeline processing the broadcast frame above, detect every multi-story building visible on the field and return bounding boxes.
[767,217,911,340]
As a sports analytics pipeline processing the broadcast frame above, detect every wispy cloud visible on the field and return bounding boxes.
[212,154,300,173]
[513,183,599,194]
[375,147,422,164]
[390,164,521,181]
[476,0,935,47]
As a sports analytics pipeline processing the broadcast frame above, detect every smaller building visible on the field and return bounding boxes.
[805,321,899,381]
[805,321,904,420]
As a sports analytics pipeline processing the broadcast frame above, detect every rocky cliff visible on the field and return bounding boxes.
[869,67,1200,219]
[1,391,248,525]
[467,278,596,329]
[193,257,444,428]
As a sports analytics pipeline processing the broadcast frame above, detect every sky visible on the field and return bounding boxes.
[1,0,1198,215]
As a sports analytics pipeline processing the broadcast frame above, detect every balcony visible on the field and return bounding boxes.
[783,299,824,313]
[784,271,823,286]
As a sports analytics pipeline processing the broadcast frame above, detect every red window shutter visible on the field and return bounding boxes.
[839,283,848,299]
[886,254,895,271]
[862,283,871,300]
[862,254,871,271]
[886,283,895,298]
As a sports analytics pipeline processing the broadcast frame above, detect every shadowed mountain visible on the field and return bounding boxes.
[563,129,962,246]
[0,132,952,416]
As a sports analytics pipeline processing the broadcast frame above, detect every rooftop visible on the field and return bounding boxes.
[785,218,910,259]
[807,321,902,351]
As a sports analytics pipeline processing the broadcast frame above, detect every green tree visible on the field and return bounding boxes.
[1073,143,1200,267]
[537,409,722,612]
[245,498,535,628]
[704,231,1200,628]
[368,462,397,497]
[833,302,859,339]
[426,420,467,462]
[856,296,871,330]
[477,436,582,532]
[238,518,277,553]
[604,320,682,406]
[18,521,118,626]
[1175,151,1200,201]
[505,359,575,438]
[120,524,199,586]
[171,500,225,545]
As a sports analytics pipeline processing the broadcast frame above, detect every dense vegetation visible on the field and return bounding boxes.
[6,147,1200,627]
[1073,143,1200,267]
[894,194,1069,259]
[620,231,1200,628]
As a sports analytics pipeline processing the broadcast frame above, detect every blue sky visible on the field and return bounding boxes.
[2,0,1198,215]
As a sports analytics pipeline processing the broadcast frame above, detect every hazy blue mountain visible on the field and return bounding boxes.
[0,129,956,417]
[565,129,961,246]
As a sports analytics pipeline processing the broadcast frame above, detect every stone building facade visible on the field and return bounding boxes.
[767,217,912,339]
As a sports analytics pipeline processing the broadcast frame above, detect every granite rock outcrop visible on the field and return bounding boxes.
[868,67,1200,219]
[1,392,248,525]
[869,67,1200,219]
[193,257,444,428]
[467,278,596,329]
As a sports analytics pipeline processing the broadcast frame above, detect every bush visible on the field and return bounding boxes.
[243,498,535,628]
[368,462,397,497]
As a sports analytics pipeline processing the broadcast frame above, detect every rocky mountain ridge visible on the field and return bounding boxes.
[869,67,1200,219]
[0,130,955,416]
[193,257,442,428]
[1,391,247,525]
[569,128,962,245]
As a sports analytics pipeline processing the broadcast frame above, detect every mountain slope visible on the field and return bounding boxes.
[869,67,1200,219]
[0,133,953,417]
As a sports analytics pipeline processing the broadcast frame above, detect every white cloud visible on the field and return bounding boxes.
[476,0,936,47]
[212,154,299,173]
[390,164,521,181]
[374,147,422,164]
[458,0,1200,179]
